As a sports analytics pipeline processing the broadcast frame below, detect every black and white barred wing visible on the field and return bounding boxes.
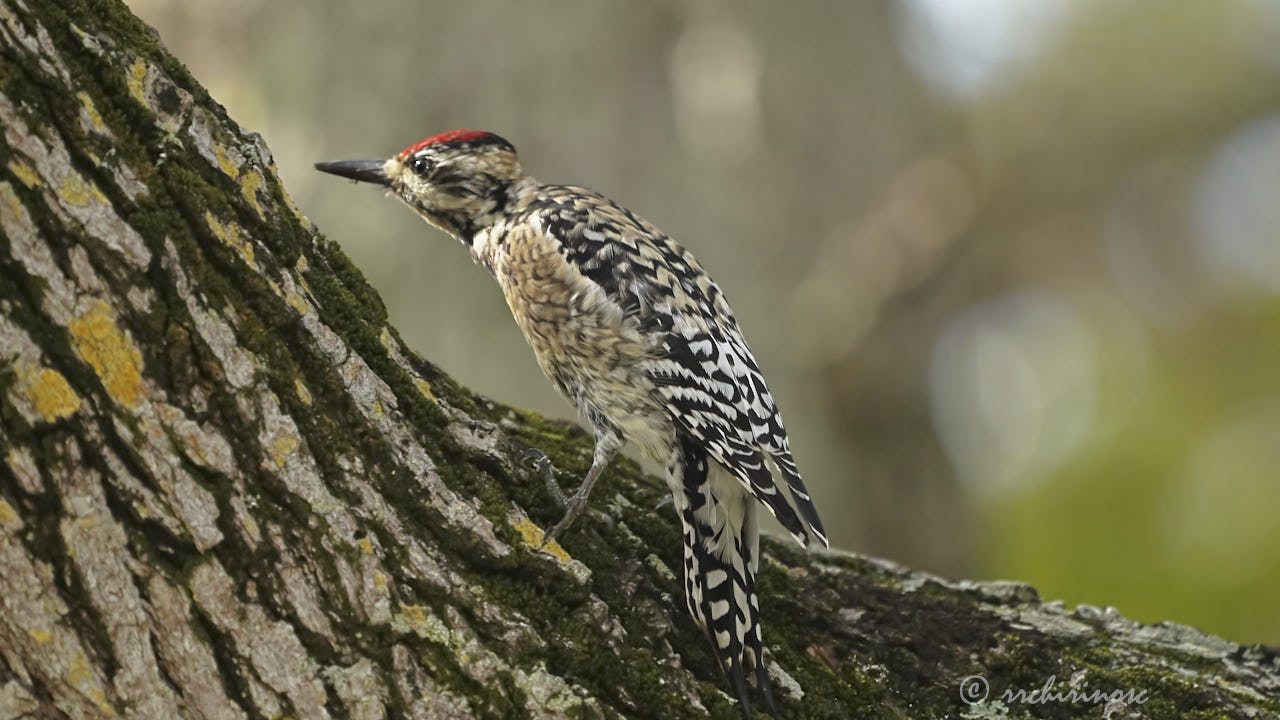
[650,315,828,548]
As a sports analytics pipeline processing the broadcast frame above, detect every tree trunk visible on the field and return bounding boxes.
[0,2,1277,719]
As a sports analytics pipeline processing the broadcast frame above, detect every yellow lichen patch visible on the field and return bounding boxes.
[68,652,116,715]
[59,171,108,208]
[77,92,107,134]
[67,653,91,686]
[510,517,571,563]
[7,160,40,188]
[295,254,309,272]
[391,604,449,644]
[401,604,426,624]
[373,572,388,592]
[270,434,300,468]
[29,628,53,644]
[285,290,310,317]
[413,378,436,402]
[281,186,312,229]
[358,537,374,555]
[240,168,266,219]
[204,211,257,270]
[69,302,144,410]
[0,499,19,527]
[89,689,116,716]
[20,365,80,421]
[294,379,312,406]
[3,184,22,219]
[126,58,147,106]
[215,146,240,180]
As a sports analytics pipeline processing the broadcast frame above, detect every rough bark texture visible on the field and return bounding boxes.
[0,1,1278,719]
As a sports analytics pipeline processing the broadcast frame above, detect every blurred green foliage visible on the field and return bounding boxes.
[131,0,1280,644]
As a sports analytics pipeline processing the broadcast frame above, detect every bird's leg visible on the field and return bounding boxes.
[541,436,619,548]
[520,445,616,547]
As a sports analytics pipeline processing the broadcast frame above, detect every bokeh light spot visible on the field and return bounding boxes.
[930,292,1096,492]
[894,0,1071,99]
[1193,114,1280,295]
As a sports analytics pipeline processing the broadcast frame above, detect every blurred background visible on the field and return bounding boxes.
[129,0,1280,645]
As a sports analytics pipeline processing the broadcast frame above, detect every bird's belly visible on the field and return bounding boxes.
[501,271,674,460]
[594,384,674,460]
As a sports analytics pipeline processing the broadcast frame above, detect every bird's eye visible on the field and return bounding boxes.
[410,157,433,176]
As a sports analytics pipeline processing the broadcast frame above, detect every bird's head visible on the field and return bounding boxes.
[315,129,525,244]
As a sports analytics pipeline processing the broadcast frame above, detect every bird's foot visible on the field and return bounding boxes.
[519,448,613,549]
[520,448,566,505]
[542,490,592,548]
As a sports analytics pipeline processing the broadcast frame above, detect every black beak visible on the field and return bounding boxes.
[314,159,389,185]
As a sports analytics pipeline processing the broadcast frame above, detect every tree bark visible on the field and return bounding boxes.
[0,2,1277,719]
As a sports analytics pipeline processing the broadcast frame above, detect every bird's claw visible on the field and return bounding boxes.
[520,446,614,550]
[521,447,567,506]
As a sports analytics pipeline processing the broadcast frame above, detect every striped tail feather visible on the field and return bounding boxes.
[736,479,777,714]
[672,434,778,717]
[770,452,829,548]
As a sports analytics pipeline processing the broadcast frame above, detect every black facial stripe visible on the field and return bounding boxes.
[428,170,466,187]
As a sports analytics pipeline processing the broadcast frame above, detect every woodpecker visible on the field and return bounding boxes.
[317,130,827,716]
